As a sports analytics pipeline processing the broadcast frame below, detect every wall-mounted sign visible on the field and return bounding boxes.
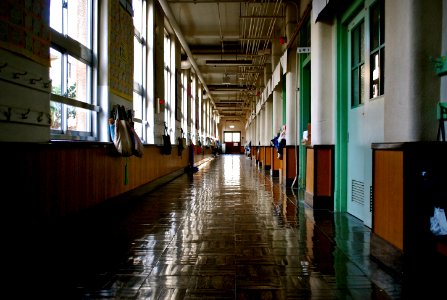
[297,47,311,54]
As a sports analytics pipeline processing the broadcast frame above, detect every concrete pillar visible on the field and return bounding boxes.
[285,2,298,145]
[272,38,283,138]
[261,106,267,145]
[186,69,192,140]
[310,20,334,145]
[261,56,273,145]
[265,98,273,144]
[285,51,297,145]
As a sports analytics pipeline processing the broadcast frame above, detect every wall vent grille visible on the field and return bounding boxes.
[351,180,365,205]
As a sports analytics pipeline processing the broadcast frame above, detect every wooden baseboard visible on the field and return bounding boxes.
[305,191,333,211]
[270,169,279,177]
[370,233,403,277]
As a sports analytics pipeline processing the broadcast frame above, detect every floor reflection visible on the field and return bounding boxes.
[20,154,405,299]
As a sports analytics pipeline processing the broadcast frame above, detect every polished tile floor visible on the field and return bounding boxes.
[12,155,444,299]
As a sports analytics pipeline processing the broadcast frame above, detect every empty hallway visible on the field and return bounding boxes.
[9,154,430,299]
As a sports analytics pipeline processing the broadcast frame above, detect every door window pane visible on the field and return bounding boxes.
[350,21,365,107]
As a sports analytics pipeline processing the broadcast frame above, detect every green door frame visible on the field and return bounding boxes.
[335,0,364,212]
[298,55,311,188]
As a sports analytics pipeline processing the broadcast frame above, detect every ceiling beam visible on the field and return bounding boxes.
[158,0,217,111]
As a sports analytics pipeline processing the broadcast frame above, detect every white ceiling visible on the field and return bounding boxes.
[165,0,287,121]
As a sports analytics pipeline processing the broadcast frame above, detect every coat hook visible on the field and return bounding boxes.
[43,79,52,88]
[37,112,43,122]
[4,107,11,121]
[30,77,42,84]
[0,62,7,70]
[13,71,27,79]
[20,108,31,119]
[47,113,52,124]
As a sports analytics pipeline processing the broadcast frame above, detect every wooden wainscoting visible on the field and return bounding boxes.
[270,146,281,177]
[373,150,404,250]
[280,146,297,187]
[371,142,447,276]
[1,142,189,224]
[259,146,265,168]
[264,147,272,170]
[304,145,334,210]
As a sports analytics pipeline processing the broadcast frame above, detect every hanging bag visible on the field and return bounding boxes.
[177,129,184,156]
[110,105,133,157]
[161,122,172,155]
[126,109,144,157]
[181,129,187,149]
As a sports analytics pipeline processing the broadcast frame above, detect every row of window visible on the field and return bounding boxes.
[47,0,384,142]
[48,0,211,144]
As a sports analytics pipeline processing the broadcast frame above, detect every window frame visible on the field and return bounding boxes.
[133,0,147,143]
[223,131,241,143]
[369,0,385,99]
[49,0,98,141]
[349,20,365,108]
[163,31,176,142]
[348,0,385,110]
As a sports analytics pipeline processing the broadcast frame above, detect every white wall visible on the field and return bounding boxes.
[385,0,443,142]
[0,49,51,142]
[310,20,335,145]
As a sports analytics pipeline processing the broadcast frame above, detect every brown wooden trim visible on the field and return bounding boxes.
[306,147,314,195]
[264,147,272,170]
[1,143,189,223]
[314,145,334,198]
[370,233,403,278]
[271,146,281,175]
[304,145,334,210]
[373,149,404,250]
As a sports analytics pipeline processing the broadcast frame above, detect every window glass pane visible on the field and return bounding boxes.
[380,1,385,44]
[352,26,359,65]
[370,2,380,51]
[352,69,359,106]
[133,0,142,34]
[133,122,143,140]
[50,0,90,48]
[359,22,364,62]
[133,92,142,119]
[67,0,90,47]
[50,101,62,130]
[360,64,365,104]
[134,36,143,84]
[369,0,384,98]
[67,106,90,132]
[371,52,380,98]
[164,34,170,66]
[50,48,63,95]
[67,55,88,102]
[50,1,63,33]
[233,132,241,142]
[224,132,232,142]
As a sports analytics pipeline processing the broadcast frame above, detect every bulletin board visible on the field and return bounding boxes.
[0,0,51,67]
[109,0,134,101]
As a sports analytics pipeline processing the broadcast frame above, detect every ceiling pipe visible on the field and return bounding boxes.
[157,0,217,111]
